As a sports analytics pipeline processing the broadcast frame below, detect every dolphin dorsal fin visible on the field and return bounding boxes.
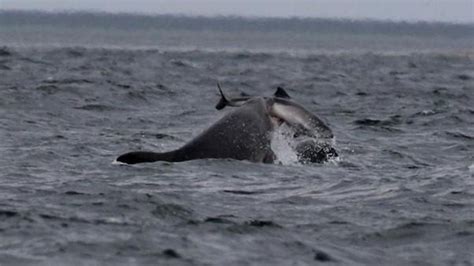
[274,87,291,99]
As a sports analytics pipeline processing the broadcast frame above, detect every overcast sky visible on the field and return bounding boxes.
[1,0,473,23]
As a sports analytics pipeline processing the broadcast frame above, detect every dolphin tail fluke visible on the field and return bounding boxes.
[215,82,229,110]
[215,82,243,110]
[116,151,176,164]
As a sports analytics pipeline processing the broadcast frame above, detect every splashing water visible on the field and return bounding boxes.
[271,124,300,165]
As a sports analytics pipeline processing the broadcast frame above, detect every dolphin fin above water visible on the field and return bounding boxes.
[215,85,292,111]
[274,87,291,99]
[215,83,250,110]
[215,82,231,110]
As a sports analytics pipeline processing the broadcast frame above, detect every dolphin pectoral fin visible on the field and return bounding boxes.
[274,87,291,99]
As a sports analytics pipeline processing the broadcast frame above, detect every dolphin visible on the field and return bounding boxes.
[216,84,333,139]
[116,85,337,164]
[117,97,277,164]
[215,85,337,163]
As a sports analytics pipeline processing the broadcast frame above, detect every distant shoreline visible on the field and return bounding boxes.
[1,9,473,31]
[1,9,472,53]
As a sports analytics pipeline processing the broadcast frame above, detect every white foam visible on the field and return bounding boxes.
[271,124,299,166]
[112,159,128,165]
[327,154,342,165]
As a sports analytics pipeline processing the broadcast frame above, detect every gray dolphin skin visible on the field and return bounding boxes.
[116,85,337,164]
[117,97,276,164]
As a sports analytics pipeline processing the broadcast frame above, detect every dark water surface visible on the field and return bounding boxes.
[1,12,474,266]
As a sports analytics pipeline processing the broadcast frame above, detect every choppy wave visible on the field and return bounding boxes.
[1,44,473,265]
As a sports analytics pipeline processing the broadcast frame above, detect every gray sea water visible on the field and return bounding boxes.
[1,11,474,265]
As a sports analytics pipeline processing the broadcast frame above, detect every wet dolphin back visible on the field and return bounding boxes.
[175,98,274,162]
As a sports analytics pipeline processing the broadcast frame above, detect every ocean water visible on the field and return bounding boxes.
[1,11,474,265]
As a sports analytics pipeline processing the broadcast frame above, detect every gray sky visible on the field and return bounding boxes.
[1,0,473,23]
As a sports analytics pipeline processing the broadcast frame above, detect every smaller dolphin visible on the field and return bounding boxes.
[216,84,333,139]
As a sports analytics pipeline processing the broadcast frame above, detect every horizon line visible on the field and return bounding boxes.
[1,9,473,26]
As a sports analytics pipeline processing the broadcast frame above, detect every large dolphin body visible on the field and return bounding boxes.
[116,86,336,164]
